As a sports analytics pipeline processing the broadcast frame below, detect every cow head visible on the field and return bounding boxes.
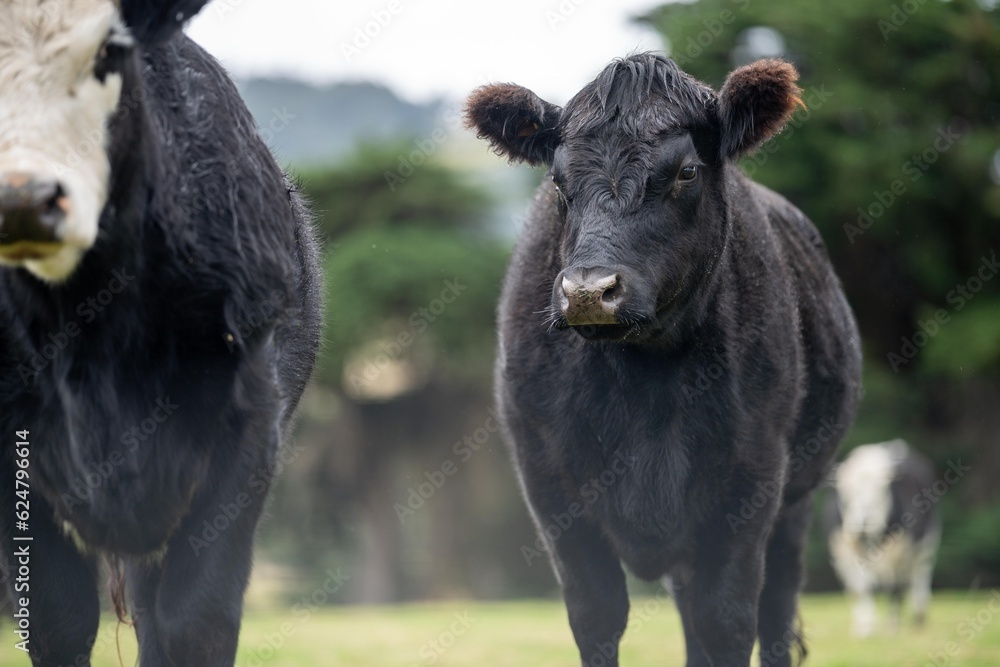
[0,0,209,283]
[465,54,802,342]
[834,442,906,544]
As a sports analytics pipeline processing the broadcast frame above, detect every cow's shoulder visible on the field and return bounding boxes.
[739,178,839,300]
[743,179,826,256]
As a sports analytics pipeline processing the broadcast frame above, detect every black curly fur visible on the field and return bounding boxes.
[0,5,320,666]
[120,0,211,44]
[471,53,860,667]
[719,58,804,158]
[464,83,563,166]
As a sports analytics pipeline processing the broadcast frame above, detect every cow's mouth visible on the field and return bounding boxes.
[551,311,649,342]
[0,242,62,262]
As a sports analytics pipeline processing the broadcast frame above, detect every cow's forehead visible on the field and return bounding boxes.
[560,55,715,141]
[0,0,119,65]
[837,445,896,492]
[2,0,118,22]
[562,100,705,144]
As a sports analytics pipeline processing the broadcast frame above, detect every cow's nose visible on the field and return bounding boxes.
[0,173,68,246]
[559,267,623,325]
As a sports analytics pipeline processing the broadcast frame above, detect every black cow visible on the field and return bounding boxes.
[465,54,862,666]
[0,1,320,665]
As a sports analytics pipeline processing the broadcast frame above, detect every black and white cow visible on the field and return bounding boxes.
[0,1,321,665]
[466,54,861,666]
[827,440,941,636]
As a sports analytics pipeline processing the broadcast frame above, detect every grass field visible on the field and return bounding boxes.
[2,592,999,666]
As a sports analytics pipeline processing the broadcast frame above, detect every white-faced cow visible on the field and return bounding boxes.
[465,54,862,666]
[826,440,941,636]
[0,1,321,665]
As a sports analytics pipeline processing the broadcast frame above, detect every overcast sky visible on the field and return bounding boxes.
[187,0,666,105]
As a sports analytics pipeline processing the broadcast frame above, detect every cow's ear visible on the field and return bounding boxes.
[717,59,804,159]
[118,0,211,45]
[464,84,562,167]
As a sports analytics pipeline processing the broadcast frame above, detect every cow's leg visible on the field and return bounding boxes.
[0,487,99,667]
[128,486,263,666]
[680,499,776,667]
[887,580,905,633]
[127,444,270,667]
[910,535,937,627]
[851,590,877,637]
[828,531,877,637]
[680,554,762,666]
[756,495,812,667]
[518,468,629,667]
[562,528,630,667]
[675,582,712,667]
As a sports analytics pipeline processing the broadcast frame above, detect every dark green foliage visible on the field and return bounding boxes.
[645,0,1000,371]
[318,225,507,386]
[257,144,518,602]
[302,141,490,239]
[644,0,1000,587]
[944,499,1000,578]
[296,143,507,388]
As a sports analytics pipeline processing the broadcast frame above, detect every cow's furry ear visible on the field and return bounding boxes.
[718,59,804,159]
[464,84,562,167]
[119,0,211,45]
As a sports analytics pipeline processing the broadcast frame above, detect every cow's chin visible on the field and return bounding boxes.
[24,246,87,282]
[570,323,639,342]
[0,245,86,283]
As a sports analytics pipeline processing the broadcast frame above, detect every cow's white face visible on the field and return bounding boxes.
[0,0,129,282]
[835,444,896,542]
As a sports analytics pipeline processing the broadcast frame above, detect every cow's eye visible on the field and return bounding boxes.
[678,165,698,182]
[552,175,570,204]
[94,28,134,84]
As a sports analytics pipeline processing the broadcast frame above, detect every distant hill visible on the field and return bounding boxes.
[236,78,444,168]
[235,77,539,239]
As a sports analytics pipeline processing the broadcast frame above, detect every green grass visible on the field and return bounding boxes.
[2,592,999,666]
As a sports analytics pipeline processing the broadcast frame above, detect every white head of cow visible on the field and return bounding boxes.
[0,0,128,282]
[0,0,208,283]
[835,441,907,542]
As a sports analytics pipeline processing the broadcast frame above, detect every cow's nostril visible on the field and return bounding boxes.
[41,182,68,218]
[601,278,622,303]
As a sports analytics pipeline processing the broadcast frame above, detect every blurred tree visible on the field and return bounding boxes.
[644,0,1000,586]
[307,142,508,405]
[258,142,534,603]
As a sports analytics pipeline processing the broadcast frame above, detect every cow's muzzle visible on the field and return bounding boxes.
[557,266,624,326]
[0,172,68,259]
